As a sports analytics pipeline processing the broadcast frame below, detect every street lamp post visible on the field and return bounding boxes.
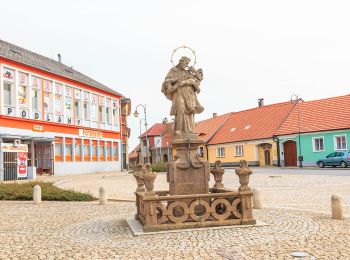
[291,94,303,168]
[134,104,149,163]
[138,118,145,164]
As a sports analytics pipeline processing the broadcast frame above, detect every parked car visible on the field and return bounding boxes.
[316,151,350,168]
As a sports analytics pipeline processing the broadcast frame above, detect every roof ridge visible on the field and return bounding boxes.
[226,101,293,116]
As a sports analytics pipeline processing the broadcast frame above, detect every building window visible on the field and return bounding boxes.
[55,137,63,162]
[4,82,12,106]
[107,141,112,161]
[199,146,204,157]
[31,76,42,114]
[113,142,119,161]
[92,140,98,161]
[234,145,244,156]
[312,137,324,152]
[84,140,90,161]
[17,85,27,108]
[91,94,98,122]
[217,147,225,157]
[65,138,72,161]
[99,141,105,161]
[334,135,347,150]
[32,89,39,111]
[75,101,80,118]
[75,139,82,161]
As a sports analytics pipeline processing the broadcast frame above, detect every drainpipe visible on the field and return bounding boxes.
[273,135,281,167]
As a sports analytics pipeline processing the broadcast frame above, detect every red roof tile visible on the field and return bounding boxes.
[195,113,231,143]
[140,123,165,138]
[208,102,296,145]
[275,95,350,136]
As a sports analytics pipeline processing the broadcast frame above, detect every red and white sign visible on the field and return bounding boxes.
[32,76,42,89]
[33,124,44,132]
[55,83,63,95]
[17,152,27,178]
[3,68,14,82]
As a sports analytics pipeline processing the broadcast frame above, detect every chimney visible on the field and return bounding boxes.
[58,54,62,63]
[258,98,264,107]
[213,113,217,118]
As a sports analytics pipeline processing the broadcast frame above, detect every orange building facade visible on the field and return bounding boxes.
[0,40,130,180]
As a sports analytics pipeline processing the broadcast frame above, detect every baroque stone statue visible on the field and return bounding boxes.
[161,56,204,136]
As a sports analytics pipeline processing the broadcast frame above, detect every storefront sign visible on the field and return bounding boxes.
[78,129,103,139]
[17,152,28,178]
[3,68,14,82]
[33,124,44,132]
[1,143,28,152]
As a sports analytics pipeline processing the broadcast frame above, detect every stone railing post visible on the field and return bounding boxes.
[331,194,344,220]
[210,160,225,189]
[252,188,263,209]
[33,185,41,204]
[99,186,107,205]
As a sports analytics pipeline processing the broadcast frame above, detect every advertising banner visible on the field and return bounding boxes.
[17,152,28,178]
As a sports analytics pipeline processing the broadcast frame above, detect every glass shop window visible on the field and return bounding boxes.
[99,141,105,161]
[65,138,73,162]
[55,137,63,162]
[75,139,82,161]
[92,140,98,161]
[84,140,90,161]
[113,142,119,161]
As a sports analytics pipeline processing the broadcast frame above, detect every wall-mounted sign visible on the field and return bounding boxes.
[3,68,14,82]
[17,85,27,107]
[19,109,29,119]
[66,117,73,125]
[6,107,16,116]
[17,152,28,178]
[33,124,44,132]
[19,72,28,85]
[1,143,28,152]
[45,113,53,122]
[78,129,103,139]
[32,111,41,120]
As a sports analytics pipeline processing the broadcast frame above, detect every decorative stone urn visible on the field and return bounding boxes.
[133,163,145,192]
[142,163,157,196]
[210,160,225,189]
[235,160,253,192]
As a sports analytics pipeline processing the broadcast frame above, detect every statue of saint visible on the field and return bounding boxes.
[161,56,204,136]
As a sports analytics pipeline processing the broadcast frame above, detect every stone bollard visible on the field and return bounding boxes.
[252,188,263,209]
[99,186,107,205]
[331,194,344,220]
[33,185,41,204]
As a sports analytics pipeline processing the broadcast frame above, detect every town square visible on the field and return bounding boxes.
[1,1,350,259]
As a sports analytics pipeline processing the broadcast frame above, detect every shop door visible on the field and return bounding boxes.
[35,143,54,174]
[283,141,297,166]
[3,152,17,181]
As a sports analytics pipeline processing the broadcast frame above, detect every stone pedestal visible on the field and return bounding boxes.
[167,136,209,195]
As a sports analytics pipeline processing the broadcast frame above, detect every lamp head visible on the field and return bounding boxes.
[133,110,139,118]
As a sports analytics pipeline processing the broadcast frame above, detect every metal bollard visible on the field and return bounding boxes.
[33,185,42,204]
[252,188,263,209]
[99,186,107,205]
[331,194,344,220]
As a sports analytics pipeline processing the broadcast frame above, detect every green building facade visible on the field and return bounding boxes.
[277,129,350,167]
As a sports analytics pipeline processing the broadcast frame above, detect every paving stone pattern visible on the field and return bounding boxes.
[0,200,349,259]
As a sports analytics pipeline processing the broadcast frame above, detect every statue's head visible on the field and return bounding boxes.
[177,56,190,70]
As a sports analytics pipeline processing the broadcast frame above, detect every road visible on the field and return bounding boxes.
[225,166,350,176]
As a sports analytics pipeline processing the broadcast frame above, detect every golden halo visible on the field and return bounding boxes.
[170,45,197,67]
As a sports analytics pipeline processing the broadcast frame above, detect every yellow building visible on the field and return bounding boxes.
[206,101,297,166]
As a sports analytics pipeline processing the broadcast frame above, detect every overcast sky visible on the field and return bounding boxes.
[1,1,350,150]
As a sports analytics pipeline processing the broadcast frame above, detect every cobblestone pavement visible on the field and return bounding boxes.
[0,201,349,260]
[1,170,348,259]
[44,169,350,214]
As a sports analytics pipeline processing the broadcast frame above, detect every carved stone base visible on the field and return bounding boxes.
[167,138,209,195]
